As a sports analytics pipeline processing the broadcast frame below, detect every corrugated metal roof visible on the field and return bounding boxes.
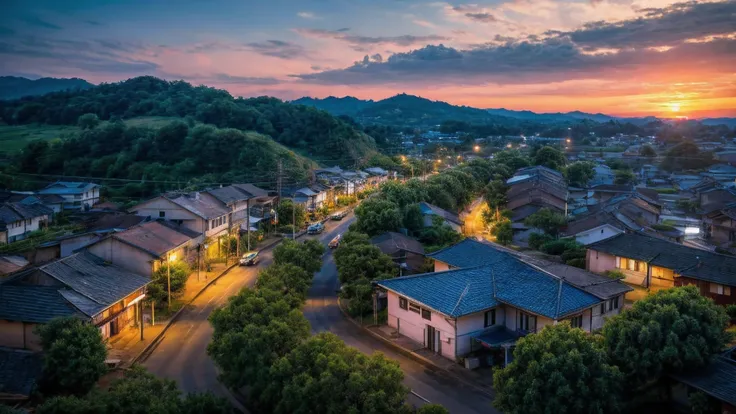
[0,348,43,398]
[38,181,98,195]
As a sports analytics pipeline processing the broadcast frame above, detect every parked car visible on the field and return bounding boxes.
[239,251,259,266]
[329,234,342,249]
[307,222,325,234]
[331,211,348,220]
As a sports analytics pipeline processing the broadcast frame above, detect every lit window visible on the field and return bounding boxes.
[709,283,732,296]
[399,297,407,310]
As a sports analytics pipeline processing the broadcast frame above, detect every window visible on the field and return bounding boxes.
[159,211,165,218]
[484,309,496,327]
[569,314,583,329]
[600,303,605,314]
[409,302,420,314]
[518,311,537,333]
[421,309,431,320]
[709,283,732,296]
[608,296,620,311]
[399,297,408,310]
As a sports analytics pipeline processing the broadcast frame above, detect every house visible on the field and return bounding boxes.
[0,202,53,244]
[370,232,426,275]
[702,163,736,184]
[0,255,29,277]
[639,164,661,181]
[670,346,736,414]
[290,186,327,211]
[129,192,229,243]
[202,184,274,244]
[506,166,567,223]
[715,150,736,164]
[588,184,633,204]
[590,164,615,186]
[54,213,147,258]
[704,205,736,248]
[587,232,736,304]
[418,202,463,232]
[37,182,100,211]
[0,348,42,402]
[0,251,151,348]
[375,239,628,364]
[86,221,200,278]
[0,191,65,214]
[364,167,390,186]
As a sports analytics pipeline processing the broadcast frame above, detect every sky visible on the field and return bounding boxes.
[1,0,735,118]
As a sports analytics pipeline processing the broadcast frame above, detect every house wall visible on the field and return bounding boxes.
[86,239,155,277]
[455,307,507,356]
[0,320,42,351]
[434,260,451,272]
[6,215,47,242]
[574,225,623,245]
[386,290,457,360]
[131,197,205,235]
[55,187,99,210]
[586,249,617,274]
[675,277,736,306]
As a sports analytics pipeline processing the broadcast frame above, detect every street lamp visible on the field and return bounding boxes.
[473,145,480,152]
[566,138,571,143]
[506,143,512,149]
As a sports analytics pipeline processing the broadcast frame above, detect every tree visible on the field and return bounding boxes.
[255,263,312,303]
[493,323,623,414]
[639,144,656,157]
[484,180,508,211]
[524,208,567,238]
[273,239,324,274]
[263,333,408,414]
[419,215,464,251]
[77,113,100,129]
[403,203,425,235]
[148,260,190,304]
[603,286,731,389]
[493,150,530,171]
[417,404,450,414]
[354,197,402,236]
[276,199,306,230]
[491,219,513,245]
[614,169,636,185]
[207,288,310,401]
[37,317,108,396]
[661,141,714,171]
[565,161,596,187]
[334,234,397,284]
[532,146,566,171]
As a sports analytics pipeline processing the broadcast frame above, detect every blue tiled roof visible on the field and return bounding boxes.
[428,238,508,268]
[380,240,602,319]
[378,267,498,317]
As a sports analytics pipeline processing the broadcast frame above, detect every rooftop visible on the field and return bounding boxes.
[588,232,736,286]
[206,184,269,205]
[0,202,53,224]
[38,181,99,195]
[167,193,229,219]
[111,221,198,258]
[0,284,80,323]
[0,348,43,400]
[370,232,425,256]
[671,348,736,406]
[419,202,463,226]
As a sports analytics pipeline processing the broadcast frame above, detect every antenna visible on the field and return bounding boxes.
[450,282,470,317]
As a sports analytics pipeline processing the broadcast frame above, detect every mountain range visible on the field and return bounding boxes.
[294,95,736,128]
[0,76,94,100]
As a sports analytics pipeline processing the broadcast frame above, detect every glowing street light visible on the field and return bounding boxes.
[506,143,512,149]
[473,145,480,152]
[566,138,571,143]
[400,155,407,162]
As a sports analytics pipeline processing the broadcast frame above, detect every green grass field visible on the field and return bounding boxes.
[0,117,182,155]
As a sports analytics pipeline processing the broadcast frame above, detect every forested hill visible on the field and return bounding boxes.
[0,76,93,100]
[0,76,376,164]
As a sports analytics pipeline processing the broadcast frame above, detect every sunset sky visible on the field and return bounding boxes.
[1,0,735,118]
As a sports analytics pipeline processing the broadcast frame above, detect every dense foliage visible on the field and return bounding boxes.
[37,317,108,396]
[493,323,623,414]
[272,239,324,274]
[7,119,314,199]
[36,366,232,414]
[1,76,376,164]
[603,286,731,389]
[532,146,567,170]
[660,141,715,171]
[524,208,567,238]
[148,261,190,305]
[564,161,596,187]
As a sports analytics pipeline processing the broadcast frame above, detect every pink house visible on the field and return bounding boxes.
[376,239,631,363]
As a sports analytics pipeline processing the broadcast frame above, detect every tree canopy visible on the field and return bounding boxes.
[532,146,566,171]
[603,285,731,389]
[354,198,402,236]
[565,161,596,187]
[524,208,567,238]
[273,239,325,274]
[493,323,623,414]
[37,316,108,396]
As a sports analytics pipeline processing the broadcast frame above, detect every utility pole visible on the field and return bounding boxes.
[166,253,171,310]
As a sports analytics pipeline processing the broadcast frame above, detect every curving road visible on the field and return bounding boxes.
[143,212,496,413]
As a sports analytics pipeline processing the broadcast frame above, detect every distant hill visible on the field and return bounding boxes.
[294,93,515,126]
[0,76,93,100]
[487,108,659,125]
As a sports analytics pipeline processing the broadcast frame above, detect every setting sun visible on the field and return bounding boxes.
[669,102,681,112]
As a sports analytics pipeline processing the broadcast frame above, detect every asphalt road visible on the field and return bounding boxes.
[143,212,495,413]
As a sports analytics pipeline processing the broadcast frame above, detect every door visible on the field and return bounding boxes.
[426,325,437,353]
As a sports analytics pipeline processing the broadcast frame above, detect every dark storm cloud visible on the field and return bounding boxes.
[21,16,62,30]
[560,0,736,49]
[295,28,449,51]
[246,40,309,59]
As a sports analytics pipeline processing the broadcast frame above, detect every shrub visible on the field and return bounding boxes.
[604,270,626,280]
[651,223,676,231]
[561,245,586,262]
[541,239,578,255]
[528,232,553,250]
[726,304,736,319]
[565,258,586,269]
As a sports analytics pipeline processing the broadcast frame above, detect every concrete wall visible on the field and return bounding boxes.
[586,249,617,274]
[0,320,42,351]
[6,215,47,242]
[60,233,103,257]
[575,225,623,245]
[131,197,205,235]
[87,239,155,277]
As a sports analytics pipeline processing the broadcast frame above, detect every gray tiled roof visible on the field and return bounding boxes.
[40,252,150,314]
[232,184,269,198]
[0,202,52,224]
[371,232,425,256]
[206,185,254,205]
[429,238,507,268]
[0,284,80,323]
[671,349,736,406]
[167,194,229,219]
[0,348,42,398]
[419,202,463,226]
[588,232,736,286]
[112,221,197,258]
